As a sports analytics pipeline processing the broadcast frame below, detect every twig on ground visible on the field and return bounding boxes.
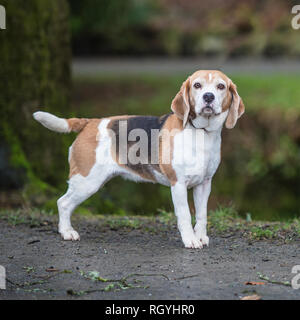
[123,273,170,282]
[174,274,201,281]
[257,272,291,287]
[73,271,170,296]
[6,269,67,288]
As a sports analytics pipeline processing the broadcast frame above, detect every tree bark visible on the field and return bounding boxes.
[0,0,71,206]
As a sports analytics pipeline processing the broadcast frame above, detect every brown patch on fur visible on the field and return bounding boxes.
[159,114,183,186]
[225,81,245,129]
[222,88,232,112]
[189,70,228,84]
[67,118,90,133]
[171,78,192,127]
[69,119,101,178]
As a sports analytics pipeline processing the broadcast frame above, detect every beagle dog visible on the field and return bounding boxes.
[33,70,244,249]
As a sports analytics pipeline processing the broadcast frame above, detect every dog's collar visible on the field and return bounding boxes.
[188,119,208,132]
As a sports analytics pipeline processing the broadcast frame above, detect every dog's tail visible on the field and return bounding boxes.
[33,111,90,133]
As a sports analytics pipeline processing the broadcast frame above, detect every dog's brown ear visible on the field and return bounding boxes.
[171,77,191,127]
[225,80,245,129]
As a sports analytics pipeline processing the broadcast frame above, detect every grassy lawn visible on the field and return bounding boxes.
[72,73,300,117]
[233,74,300,111]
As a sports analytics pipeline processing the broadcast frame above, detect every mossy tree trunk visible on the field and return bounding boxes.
[0,0,72,206]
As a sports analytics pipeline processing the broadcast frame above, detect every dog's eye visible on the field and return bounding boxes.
[217,83,225,90]
[193,82,201,89]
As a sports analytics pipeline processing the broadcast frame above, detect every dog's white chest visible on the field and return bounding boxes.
[172,126,221,188]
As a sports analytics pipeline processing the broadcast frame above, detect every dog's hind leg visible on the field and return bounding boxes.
[57,171,110,241]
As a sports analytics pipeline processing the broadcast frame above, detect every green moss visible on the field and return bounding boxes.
[2,124,31,172]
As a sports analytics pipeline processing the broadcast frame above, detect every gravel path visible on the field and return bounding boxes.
[0,216,299,300]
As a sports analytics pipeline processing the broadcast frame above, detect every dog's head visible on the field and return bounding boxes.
[171,70,245,129]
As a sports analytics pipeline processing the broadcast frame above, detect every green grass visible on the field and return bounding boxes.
[73,73,300,117]
[208,206,300,241]
[0,208,54,227]
[233,74,300,111]
[105,216,142,230]
[1,207,299,242]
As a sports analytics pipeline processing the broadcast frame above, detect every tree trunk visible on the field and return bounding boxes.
[0,0,72,207]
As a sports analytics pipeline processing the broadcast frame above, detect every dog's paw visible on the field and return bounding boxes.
[60,228,80,241]
[200,235,209,246]
[195,231,209,246]
[182,234,203,249]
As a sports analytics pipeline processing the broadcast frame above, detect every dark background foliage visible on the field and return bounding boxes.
[69,0,300,57]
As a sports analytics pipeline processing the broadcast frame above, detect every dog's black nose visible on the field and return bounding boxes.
[203,92,215,103]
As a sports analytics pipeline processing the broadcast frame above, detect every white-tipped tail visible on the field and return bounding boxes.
[33,111,70,133]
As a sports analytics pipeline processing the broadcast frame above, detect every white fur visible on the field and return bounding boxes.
[169,113,225,247]
[171,182,203,248]
[33,111,70,133]
[162,72,232,247]
[193,178,211,246]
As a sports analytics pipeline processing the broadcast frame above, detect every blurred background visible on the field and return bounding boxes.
[70,0,300,58]
[0,0,299,220]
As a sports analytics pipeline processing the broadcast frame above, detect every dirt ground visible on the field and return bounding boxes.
[0,214,299,300]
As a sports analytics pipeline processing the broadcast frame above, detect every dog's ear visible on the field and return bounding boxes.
[171,77,191,127]
[225,80,245,129]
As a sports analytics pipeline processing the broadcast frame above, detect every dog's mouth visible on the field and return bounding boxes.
[200,105,220,117]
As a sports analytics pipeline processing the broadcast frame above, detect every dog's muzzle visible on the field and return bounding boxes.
[201,106,214,116]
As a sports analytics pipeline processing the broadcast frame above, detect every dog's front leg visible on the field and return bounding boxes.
[171,183,203,249]
[193,178,211,246]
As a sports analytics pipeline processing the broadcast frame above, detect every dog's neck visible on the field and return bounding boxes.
[188,110,228,133]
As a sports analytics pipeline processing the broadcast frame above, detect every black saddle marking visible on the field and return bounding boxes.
[109,114,170,179]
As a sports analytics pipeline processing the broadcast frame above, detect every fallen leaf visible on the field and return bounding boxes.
[241,294,261,300]
[244,281,265,285]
